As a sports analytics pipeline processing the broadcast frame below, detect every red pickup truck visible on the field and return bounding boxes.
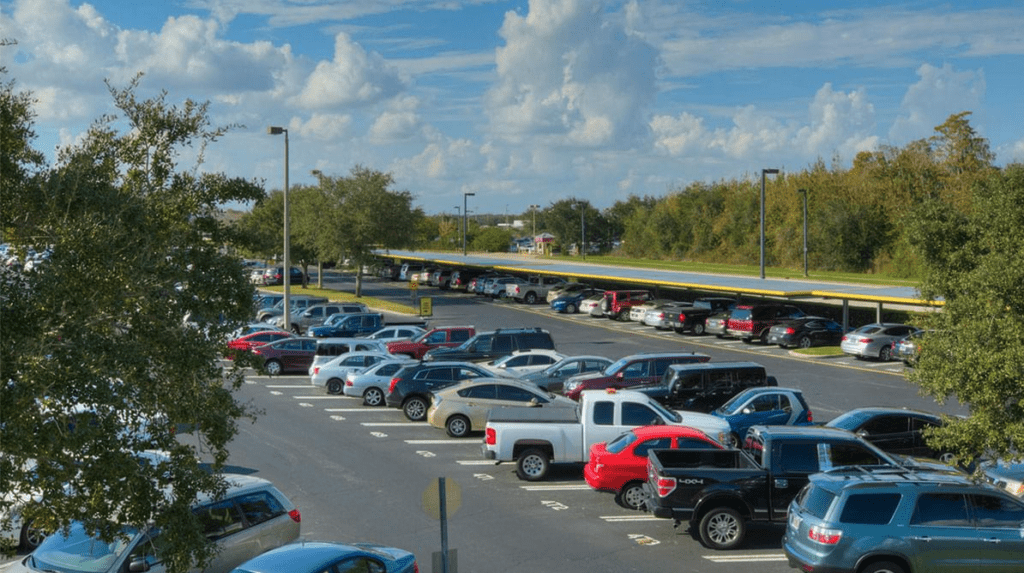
[386,326,475,359]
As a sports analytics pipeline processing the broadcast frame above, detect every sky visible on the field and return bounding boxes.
[3,0,1023,216]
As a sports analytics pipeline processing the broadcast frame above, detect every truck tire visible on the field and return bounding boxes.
[698,507,745,550]
[692,322,705,335]
[616,481,647,510]
[362,387,385,407]
[516,448,550,481]
[403,396,428,421]
[326,378,344,395]
[445,415,471,438]
[525,292,538,304]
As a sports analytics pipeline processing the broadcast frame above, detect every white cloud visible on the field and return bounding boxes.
[650,112,707,156]
[486,0,658,148]
[796,84,878,158]
[292,33,405,109]
[294,113,353,141]
[368,96,423,144]
[889,63,985,144]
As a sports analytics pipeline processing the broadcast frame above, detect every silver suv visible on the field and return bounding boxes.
[783,466,1024,573]
[12,474,301,573]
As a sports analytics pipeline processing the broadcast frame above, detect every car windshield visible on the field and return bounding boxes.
[603,357,631,375]
[826,410,874,431]
[648,400,681,424]
[32,522,140,573]
[716,391,754,415]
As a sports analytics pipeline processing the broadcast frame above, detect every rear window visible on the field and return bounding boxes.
[731,308,753,321]
[839,493,901,525]
[796,485,837,519]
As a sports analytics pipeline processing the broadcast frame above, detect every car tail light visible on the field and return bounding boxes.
[346,380,353,386]
[857,337,874,343]
[805,410,813,423]
[655,476,676,497]
[288,509,301,523]
[485,427,496,445]
[412,562,419,573]
[389,377,400,393]
[784,327,796,334]
[808,524,842,545]
[677,312,686,321]
[313,367,320,375]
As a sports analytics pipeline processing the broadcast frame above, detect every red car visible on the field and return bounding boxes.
[584,425,723,510]
[226,330,293,354]
[251,337,318,375]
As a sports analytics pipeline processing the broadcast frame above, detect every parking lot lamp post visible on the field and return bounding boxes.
[312,170,325,287]
[798,188,808,277]
[463,192,475,256]
[760,168,780,279]
[529,204,540,237]
[268,126,290,331]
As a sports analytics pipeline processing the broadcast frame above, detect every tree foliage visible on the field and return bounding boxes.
[0,76,264,571]
[904,164,1024,464]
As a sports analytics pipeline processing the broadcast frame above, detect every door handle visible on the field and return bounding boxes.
[984,538,1002,544]
[909,536,931,542]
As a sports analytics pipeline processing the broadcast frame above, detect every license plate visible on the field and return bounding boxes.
[789,512,802,531]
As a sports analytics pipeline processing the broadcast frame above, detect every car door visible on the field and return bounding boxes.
[617,359,652,388]
[195,498,260,572]
[907,492,981,573]
[459,383,499,428]
[968,492,1024,572]
[858,414,915,455]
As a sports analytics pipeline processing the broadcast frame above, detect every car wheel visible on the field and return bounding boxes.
[516,448,550,481]
[616,481,647,510]
[363,387,385,407]
[21,520,46,550]
[445,415,471,438]
[566,302,577,314]
[724,432,741,448]
[326,378,344,395]
[698,507,745,550]
[692,322,705,335]
[264,359,282,376]
[525,292,538,304]
[859,562,906,573]
[403,397,428,421]
[937,451,958,464]
[879,345,892,361]
[759,330,770,344]
[291,325,301,335]
[798,336,812,349]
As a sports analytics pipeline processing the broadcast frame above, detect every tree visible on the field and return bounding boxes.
[0,76,265,571]
[905,164,1024,465]
[471,226,514,252]
[315,166,423,295]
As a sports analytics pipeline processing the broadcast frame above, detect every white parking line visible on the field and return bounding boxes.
[360,422,423,427]
[457,460,498,465]
[703,554,787,563]
[404,439,473,444]
[600,514,663,522]
[266,385,309,388]
[325,408,395,412]
[292,396,348,399]
[520,484,591,491]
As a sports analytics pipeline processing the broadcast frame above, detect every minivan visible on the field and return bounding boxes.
[639,361,778,411]
[11,475,300,573]
[308,337,390,375]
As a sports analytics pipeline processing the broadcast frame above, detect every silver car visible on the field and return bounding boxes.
[344,358,417,406]
[10,474,300,573]
[310,351,395,394]
[839,322,917,361]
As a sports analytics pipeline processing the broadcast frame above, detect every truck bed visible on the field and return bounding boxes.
[487,405,581,424]
[650,448,759,471]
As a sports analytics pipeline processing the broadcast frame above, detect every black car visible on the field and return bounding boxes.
[384,361,494,421]
[423,327,555,363]
[262,266,305,286]
[766,316,845,349]
[825,407,953,462]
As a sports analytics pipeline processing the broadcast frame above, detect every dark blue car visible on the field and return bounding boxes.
[231,541,417,573]
[550,288,604,313]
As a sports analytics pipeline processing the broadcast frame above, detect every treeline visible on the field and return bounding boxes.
[416,112,1003,278]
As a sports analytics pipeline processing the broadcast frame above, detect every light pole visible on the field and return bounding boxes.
[268,126,290,332]
[529,204,540,237]
[452,206,460,248]
[798,188,808,277]
[577,201,586,261]
[760,168,780,279]
[463,192,475,256]
[311,170,325,288]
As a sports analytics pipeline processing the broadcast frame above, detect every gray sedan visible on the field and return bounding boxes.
[839,322,917,360]
[518,355,614,393]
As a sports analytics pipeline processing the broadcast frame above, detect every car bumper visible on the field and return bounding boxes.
[482,445,497,460]
[782,536,852,573]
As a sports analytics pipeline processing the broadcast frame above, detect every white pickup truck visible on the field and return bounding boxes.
[481,388,732,481]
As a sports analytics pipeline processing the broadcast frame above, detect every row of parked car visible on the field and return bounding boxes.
[392,264,929,365]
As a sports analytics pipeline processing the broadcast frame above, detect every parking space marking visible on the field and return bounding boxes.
[325,408,399,412]
[293,395,347,399]
[542,501,569,510]
[269,391,282,396]
[601,515,663,522]
[330,415,346,421]
[416,450,436,458]
[457,460,498,465]
[266,385,309,388]
[703,554,787,563]
[404,439,471,444]
[370,431,388,438]
[473,473,495,481]
[360,422,422,427]
[298,403,314,407]
[520,484,591,491]
[628,534,660,546]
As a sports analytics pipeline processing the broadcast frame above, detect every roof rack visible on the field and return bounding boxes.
[820,464,968,484]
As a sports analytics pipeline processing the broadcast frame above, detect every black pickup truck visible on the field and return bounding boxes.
[665,297,736,335]
[641,425,946,550]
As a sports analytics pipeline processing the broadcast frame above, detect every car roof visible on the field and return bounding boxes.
[826,407,942,425]
[666,360,762,371]
[630,425,714,440]
[732,386,802,398]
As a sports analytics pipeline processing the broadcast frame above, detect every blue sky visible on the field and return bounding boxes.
[3,0,1022,216]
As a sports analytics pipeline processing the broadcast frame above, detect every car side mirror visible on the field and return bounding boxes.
[129,557,152,572]
[616,372,625,380]
[741,407,753,415]
[530,398,540,407]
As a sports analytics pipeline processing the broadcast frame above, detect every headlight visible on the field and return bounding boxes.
[564,381,579,392]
